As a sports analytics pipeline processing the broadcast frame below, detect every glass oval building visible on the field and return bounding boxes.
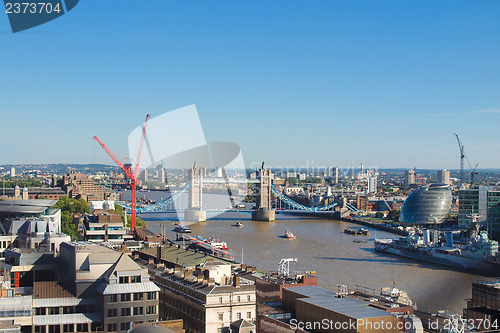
[400,183,452,224]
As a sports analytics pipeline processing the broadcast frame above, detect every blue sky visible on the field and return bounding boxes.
[1,1,499,169]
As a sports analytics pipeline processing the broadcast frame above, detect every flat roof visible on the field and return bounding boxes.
[285,286,394,319]
[0,200,57,214]
[140,245,234,267]
[299,297,393,319]
[62,241,117,253]
[285,285,337,298]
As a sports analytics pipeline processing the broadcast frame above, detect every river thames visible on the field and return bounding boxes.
[144,213,492,314]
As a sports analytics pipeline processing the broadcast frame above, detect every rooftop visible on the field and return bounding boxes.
[476,281,500,289]
[285,286,395,319]
[140,245,234,268]
[0,200,57,214]
[135,259,254,296]
[33,281,74,299]
[63,241,118,253]
[103,253,143,279]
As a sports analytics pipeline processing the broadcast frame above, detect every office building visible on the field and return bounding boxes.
[403,170,416,190]
[464,281,500,331]
[58,172,117,203]
[10,168,15,178]
[400,184,452,224]
[459,186,500,240]
[367,176,377,194]
[0,200,69,256]
[329,167,339,184]
[0,242,160,333]
[281,286,400,333]
[140,169,166,184]
[60,242,160,333]
[437,169,451,185]
[82,212,126,244]
[134,247,256,333]
[0,187,66,201]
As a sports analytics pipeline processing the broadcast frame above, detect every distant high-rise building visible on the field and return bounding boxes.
[330,166,339,184]
[10,167,15,177]
[368,176,377,194]
[404,169,416,189]
[437,169,451,185]
[215,166,223,177]
[459,186,500,240]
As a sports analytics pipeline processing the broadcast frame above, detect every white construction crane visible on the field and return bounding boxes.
[278,258,298,278]
[454,133,479,185]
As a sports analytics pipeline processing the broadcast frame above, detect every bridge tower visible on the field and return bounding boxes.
[185,162,206,222]
[252,161,276,221]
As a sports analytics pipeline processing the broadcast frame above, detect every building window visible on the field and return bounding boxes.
[107,309,117,317]
[63,306,75,314]
[76,324,87,332]
[133,307,144,315]
[219,297,223,303]
[121,293,131,302]
[121,308,131,316]
[48,307,60,315]
[247,295,251,302]
[237,296,241,302]
[119,276,129,284]
[63,324,74,333]
[134,292,144,301]
[131,275,142,283]
[35,326,46,333]
[147,292,156,300]
[146,306,156,315]
[218,312,224,321]
[48,326,59,333]
[107,294,118,302]
[120,323,128,331]
[247,311,251,319]
[107,324,117,332]
[35,308,46,315]
[236,312,241,320]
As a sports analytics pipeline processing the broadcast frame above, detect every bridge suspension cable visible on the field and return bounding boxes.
[117,184,190,213]
[271,185,340,212]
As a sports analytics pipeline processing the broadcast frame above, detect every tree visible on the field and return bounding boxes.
[114,204,146,228]
[375,211,384,218]
[2,179,43,188]
[52,197,90,241]
[388,209,401,222]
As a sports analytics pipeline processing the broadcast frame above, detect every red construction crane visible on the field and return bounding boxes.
[93,114,150,231]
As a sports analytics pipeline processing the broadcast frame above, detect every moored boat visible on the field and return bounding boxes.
[374,224,500,275]
[173,223,192,233]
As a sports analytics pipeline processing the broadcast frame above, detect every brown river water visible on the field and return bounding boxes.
[144,213,493,314]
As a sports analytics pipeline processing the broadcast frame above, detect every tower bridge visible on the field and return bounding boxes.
[117,162,359,221]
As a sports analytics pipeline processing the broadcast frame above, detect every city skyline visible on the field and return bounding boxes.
[2,1,500,168]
